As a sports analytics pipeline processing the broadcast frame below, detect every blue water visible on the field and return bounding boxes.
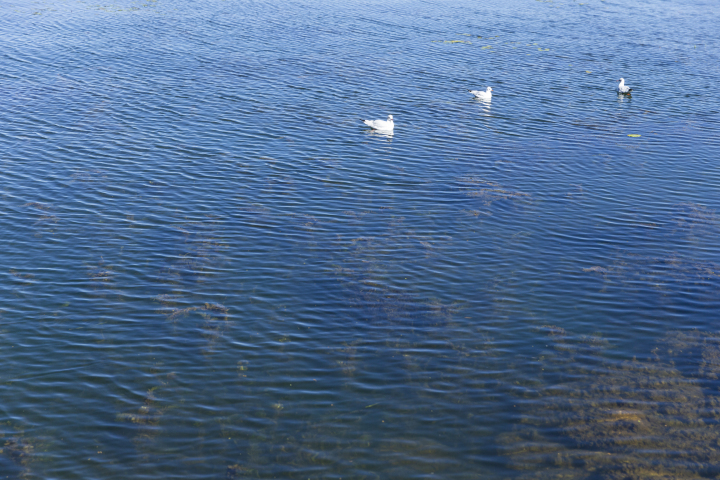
[2,0,720,477]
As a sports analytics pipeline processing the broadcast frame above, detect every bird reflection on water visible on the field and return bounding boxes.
[475,98,492,117]
[367,129,394,141]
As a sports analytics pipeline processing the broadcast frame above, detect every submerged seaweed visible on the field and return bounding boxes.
[500,328,720,479]
[0,426,47,479]
[332,228,458,330]
[456,176,532,210]
[157,216,228,287]
[581,249,720,299]
[153,216,230,354]
[668,202,719,239]
[155,297,230,354]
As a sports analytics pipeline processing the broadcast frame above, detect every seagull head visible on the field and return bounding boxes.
[487,87,493,92]
[388,115,394,121]
[618,78,624,83]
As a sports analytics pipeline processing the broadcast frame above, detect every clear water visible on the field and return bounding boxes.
[2,0,720,477]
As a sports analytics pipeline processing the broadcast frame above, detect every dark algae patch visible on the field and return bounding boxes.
[500,328,720,479]
[0,426,50,479]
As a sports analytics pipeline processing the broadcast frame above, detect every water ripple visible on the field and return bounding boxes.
[1,0,720,477]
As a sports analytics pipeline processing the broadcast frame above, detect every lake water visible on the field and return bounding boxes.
[2,0,720,477]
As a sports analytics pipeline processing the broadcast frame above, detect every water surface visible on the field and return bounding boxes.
[1,0,720,477]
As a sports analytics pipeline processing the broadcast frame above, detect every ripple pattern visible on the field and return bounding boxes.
[1,0,720,477]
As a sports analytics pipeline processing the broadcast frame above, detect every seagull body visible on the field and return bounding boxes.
[469,86,493,100]
[362,115,394,131]
[617,78,633,94]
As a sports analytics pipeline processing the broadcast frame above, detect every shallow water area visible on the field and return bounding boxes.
[1,0,720,477]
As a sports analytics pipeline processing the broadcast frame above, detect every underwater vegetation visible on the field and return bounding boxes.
[432,40,472,44]
[151,216,231,354]
[70,170,109,184]
[331,214,459,331]
[155,297,230,355]
[1,436,33,478]
[0,426,49,479]
[583,250,720,295]
[456,176,532,215]
[214,330,499,479]
[9,269,36,285]
[22,202,59,238]
[114,380,184,467]
[22,202,51,211]
[668,202,719,239]
[580,203,720,301]
[432,33,557,55]
[87,259,114,283]
[156,216,228,288]
[499,327,720,479]
[116,387,163,428]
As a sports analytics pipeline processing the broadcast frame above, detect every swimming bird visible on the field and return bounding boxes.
[362,115,394,131]
[617,78,633,94]
[469,87,492,100]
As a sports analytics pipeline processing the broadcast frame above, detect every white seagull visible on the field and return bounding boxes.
[362,115,394,131]
[617,78,633,94]
[469,86,493,100]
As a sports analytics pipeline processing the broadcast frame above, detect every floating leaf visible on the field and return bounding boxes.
[585,70,592,73]
[628,134,641,137]
[481,45,492,49]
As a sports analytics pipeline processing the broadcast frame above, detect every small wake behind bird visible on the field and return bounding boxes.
[361,115,394,131]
